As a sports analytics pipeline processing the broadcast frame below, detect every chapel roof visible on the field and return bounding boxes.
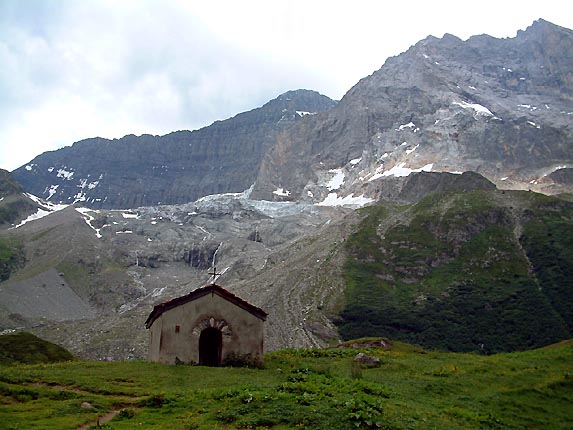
[145,283,268,328]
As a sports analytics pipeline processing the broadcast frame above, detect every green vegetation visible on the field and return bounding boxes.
[0,341,571,429]
[520,195,573,333]
[0,238,25,282]
[338,190,573,352]
[0,203,25,225]
[0,333,75,365]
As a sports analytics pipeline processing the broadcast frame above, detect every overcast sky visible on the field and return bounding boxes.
[1,0,572,171]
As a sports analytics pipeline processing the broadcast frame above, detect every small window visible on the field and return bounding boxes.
[175,325,180,333]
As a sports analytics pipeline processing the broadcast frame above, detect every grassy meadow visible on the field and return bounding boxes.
[1,339,572,430]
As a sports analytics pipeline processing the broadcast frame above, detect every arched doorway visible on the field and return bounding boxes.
[199,327,222,366]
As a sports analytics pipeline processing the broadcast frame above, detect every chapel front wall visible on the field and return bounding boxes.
[148,292,264,365]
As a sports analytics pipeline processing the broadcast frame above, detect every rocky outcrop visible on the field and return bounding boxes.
[397,171,496,203]
[12,90,337,209]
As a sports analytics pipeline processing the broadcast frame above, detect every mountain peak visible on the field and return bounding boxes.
[266,89,337,111]
[524,18,571,34]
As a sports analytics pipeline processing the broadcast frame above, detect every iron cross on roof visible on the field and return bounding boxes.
[208,267,222,284]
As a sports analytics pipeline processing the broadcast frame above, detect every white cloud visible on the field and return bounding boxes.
[0,0,572,170]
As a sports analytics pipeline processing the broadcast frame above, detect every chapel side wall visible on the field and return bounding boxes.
[147,315,163,362]
[150,293,264,365]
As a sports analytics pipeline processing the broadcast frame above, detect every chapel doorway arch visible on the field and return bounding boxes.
[199,327,222,366]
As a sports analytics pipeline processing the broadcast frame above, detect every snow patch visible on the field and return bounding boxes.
[518,104,538,111]
[317,193,375,208]
[296,111,315,117]
[452,101,494,117]
[25,164,34,171]
[273,188,291,197]
[541,165,568,178]
[76,207,102,239]
[381,163,433,178]
[122,212,139,219]
[12,209,52,228]
[398,122,416,131]
[350,158,362,165]
[367,164,386,182]
[326,169,345,191]
[501,177,508,181]
[24,193,67,211]
[527,121,541,129]
[56,168,74,180]
[11,194,67,228]
[405,144,419,155]
[45,184,59,200]
[151,287,165,298]
[73,192,86,203]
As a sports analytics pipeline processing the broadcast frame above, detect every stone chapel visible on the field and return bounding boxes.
[145,283,267,366]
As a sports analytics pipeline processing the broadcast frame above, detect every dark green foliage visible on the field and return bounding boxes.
[338,190,573,352]
[0,332,75,365]
[0,199,36,225]
[211,367,389,430]
[222,352,264,368]
[0,238,25,281]
[520,200,573,332]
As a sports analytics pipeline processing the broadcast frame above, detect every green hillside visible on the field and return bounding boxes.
[0,341,571,429]
[0,332,74,365]
[0,169,38,226]
[337,190,573,353]
[0,238,24,282]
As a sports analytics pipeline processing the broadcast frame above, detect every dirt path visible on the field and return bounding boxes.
[77,404,139,430]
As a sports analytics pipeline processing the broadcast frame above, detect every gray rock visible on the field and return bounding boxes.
[354,352,381,365]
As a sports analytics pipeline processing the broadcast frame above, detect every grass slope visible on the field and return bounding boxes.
[338,190,573,353]
[0,332,75,365]
[0,341,571,429]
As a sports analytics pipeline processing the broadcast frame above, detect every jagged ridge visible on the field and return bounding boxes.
[12,90,336,209]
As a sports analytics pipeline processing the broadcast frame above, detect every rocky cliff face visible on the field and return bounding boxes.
[12,90,337,209]
[13,20,573,210]
[251,19,573,203]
